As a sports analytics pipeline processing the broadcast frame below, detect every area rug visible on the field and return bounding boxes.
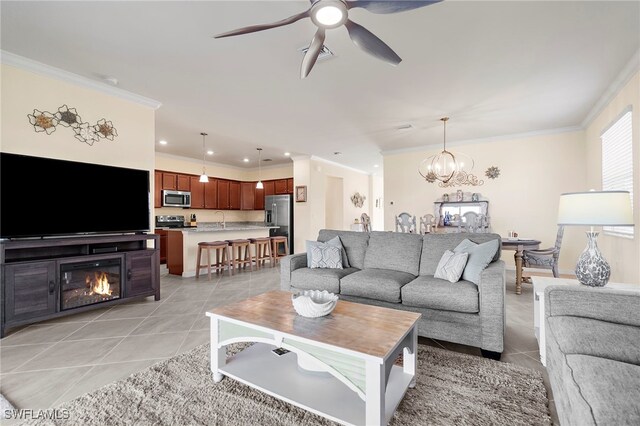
[24,344,551,426]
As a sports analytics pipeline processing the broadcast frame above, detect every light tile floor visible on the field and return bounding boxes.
[0,266,558,424]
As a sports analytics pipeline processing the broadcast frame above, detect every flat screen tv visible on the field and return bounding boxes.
[1,153,150,238]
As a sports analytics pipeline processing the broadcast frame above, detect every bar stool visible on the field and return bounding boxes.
[226,239,252,274]
[249,237,272,269]
[196,241,230,280]
[270,236,289,266]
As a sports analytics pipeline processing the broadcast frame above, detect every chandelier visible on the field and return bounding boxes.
[418,117,480,186]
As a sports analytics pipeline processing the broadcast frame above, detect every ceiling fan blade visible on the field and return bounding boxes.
[214,9,310,38]
[346,1,442,14]
[344,20,401,65]
[300,28,326,79]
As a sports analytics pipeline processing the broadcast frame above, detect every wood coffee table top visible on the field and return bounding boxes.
[208,290,421,360]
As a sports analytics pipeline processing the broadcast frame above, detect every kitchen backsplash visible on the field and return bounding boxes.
[155,207,264,223]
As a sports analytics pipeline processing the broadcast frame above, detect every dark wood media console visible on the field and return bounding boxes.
[0,234,160,337]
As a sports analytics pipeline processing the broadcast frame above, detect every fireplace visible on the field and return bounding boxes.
[60,258,122,310]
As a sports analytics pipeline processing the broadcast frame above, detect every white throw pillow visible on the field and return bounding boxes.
[310,245,343,269]
[306,236,350,268]
[434,250,469,283]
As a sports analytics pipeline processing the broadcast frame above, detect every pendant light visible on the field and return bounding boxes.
[256,148,264,189]
[199,132,209,183]
[418,117,459,183]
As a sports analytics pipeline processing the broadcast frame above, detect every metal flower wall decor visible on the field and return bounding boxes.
[485,166,501,179]
[28,104,117,146]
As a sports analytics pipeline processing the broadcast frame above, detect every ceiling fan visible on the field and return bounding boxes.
[215,0,442,78]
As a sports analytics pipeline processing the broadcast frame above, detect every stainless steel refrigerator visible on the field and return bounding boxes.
[265,194,294,254]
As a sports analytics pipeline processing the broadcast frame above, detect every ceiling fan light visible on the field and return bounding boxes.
[315,5,344,26]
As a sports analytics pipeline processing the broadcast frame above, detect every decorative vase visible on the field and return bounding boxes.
[575,231,611,287]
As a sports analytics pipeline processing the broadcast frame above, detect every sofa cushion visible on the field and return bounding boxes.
[340,269,416,303]
[363,231,423,276]
[310,245,342,269]
[565,354,640,425]
[420,233,502,276]
[548,315,640,365]
[318,230,369,270]
[290,267,359,293]
[401,276,479,313]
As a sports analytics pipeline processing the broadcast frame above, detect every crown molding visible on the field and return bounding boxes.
[1,50,162,110]
[381,125,583,156]
[155,151,292,172]
[581,50,640,129]
[309,155,370,175]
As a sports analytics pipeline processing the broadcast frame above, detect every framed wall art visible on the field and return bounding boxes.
[295,185,307,202]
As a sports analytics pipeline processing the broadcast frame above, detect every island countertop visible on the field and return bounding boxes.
[165,224,276,277]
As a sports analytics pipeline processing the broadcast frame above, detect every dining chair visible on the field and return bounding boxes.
[395,212,416,233]
[522,226,565,277]
[360,213,371,232]
[459,212,486,233]
[419,214,437,234]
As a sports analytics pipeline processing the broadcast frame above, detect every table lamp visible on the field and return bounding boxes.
[557,190,634,286]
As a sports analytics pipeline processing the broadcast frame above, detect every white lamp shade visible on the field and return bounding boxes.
[256,180,264,189]
[558,191,633,226]
[199,174,209,183]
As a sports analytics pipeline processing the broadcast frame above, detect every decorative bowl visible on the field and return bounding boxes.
[291,290,338,318]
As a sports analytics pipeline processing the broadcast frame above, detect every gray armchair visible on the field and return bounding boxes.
[523,226,564,277]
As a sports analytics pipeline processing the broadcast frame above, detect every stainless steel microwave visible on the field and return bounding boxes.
[162,190,191,208]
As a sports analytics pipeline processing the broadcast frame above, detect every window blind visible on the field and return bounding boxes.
[601,109,634,237]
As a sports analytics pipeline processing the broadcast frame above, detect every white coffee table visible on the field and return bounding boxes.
[532,276,640,366]
[206,290,421,426]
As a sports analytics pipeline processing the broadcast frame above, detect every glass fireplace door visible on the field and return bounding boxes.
[60,257,122,310]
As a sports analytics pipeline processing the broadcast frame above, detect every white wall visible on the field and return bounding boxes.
[383,130,588,271]
[584,70,640,283]
[293,156,371,253]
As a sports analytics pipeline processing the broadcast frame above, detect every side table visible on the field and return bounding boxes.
[532,276,640,366]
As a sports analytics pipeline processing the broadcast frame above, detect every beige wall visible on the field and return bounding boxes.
[1,64,156,229]
[293,156,371,253]
[155,153,293,223]
[1,64,155,171]
[584,71,639,283]
[384,131,588,271]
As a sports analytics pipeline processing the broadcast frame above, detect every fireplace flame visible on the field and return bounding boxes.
[85,272,113,296]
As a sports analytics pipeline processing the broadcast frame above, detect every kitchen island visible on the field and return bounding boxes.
[166,224,278,277]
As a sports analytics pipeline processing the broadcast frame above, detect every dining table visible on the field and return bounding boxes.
[501,238,542,295]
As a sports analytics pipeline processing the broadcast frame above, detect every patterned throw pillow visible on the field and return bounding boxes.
[306,236,350,268]
[310,245,343,269]
[434,250,469,283]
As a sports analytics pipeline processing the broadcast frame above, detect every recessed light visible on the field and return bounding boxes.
[159,140,168,145]
[207,150,214,155]
[284,152,290,156]
[243,158,250,162]
[373,164,379,168]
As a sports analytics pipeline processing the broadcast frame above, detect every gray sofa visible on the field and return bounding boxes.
[545,285,640,425]
[281,229,506,358]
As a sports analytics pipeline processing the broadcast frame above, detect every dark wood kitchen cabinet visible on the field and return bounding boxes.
[162,172,178,190]
[241,182,255,210]
[287,178,294,194]
[204,178,218,209]
[3,261,57,323]
[154,171,163,208]
[229,181,241,210]
[254,185,265,210]
[274,179,288,194]
[264,180,275,197]
[177,174,190,191]
[155,229,168,264]
[217,180,230,209]
[189,176,205,209]
[125,250,160,298]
